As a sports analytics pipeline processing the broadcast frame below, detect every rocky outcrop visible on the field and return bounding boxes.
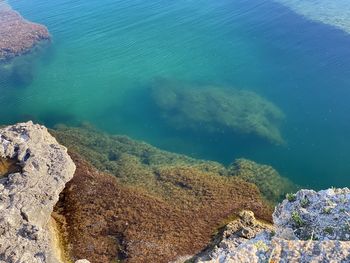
[194,188,350,262]
[0,122,77,263]
[0,3,50,62]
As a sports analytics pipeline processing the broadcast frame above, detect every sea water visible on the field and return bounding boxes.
[2,0,350,189]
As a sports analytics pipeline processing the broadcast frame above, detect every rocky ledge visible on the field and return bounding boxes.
[0,122,84,263]
[0,3,50,62]
[195,188,350,262]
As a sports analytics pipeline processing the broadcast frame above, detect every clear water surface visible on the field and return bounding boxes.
[2,0,350,189]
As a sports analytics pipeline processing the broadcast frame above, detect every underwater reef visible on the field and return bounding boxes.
[228,159,299,203]
[150,79,286,145]
[51,125,276,262]
[0,2,50,62]
[51,124,295,204]
[49,124,298,262]
[274,0,350,35]
[53,153,271,263]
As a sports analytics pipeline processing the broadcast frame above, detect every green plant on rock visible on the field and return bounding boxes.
[291,211,304,227]
[323,207,332,214]
[324,226,334,235]
[340,196,347,204]
[254,240,269,252]
[342,222,350,233]
[286,193,296,202]
[300,197,309,207]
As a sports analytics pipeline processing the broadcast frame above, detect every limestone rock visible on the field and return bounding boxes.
[193,210,274,262]
[0,122,75,263]
[195,188,350,263]
[274,188,350,241]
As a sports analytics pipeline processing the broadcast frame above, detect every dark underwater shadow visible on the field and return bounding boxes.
[94,78,286,166]
[8,111,80,129]
[0,40,51,89]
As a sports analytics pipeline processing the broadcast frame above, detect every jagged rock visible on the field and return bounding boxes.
[193,210,274,262]
[0,122,76,263]
[0,3,50,62]
[195,188,350,262]
[274,188,350,241]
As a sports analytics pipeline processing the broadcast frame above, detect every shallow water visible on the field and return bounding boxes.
[2,0,350,188]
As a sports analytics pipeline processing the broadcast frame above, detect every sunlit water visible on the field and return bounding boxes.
[2,0,350,189]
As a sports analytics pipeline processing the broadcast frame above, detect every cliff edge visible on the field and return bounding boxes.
[0,122,82,263]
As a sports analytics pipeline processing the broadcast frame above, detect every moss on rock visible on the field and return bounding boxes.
[228,158,298,203]
[54,153,272,263]
[49,125,293,262]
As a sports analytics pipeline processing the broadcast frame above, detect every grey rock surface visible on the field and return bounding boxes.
[194,210,273,263]
[274,188,350,241]
[195,188,350,263]
[0,122,75,263]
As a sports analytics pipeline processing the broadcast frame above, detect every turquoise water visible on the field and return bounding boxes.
[2,0,350,188]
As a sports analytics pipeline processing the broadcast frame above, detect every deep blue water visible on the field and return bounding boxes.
[2,0,350,188]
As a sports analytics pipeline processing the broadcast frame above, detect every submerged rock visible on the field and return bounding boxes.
[52,153,272,263]
[0,3,50,62]
[0,122,78,263]
[150,79,286,145]
[194,188,350,263]
[228,158,298,203]
[52,125,296,204]
[0,122,299,263]
[52,125,275,263]
[274,0,350,35]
